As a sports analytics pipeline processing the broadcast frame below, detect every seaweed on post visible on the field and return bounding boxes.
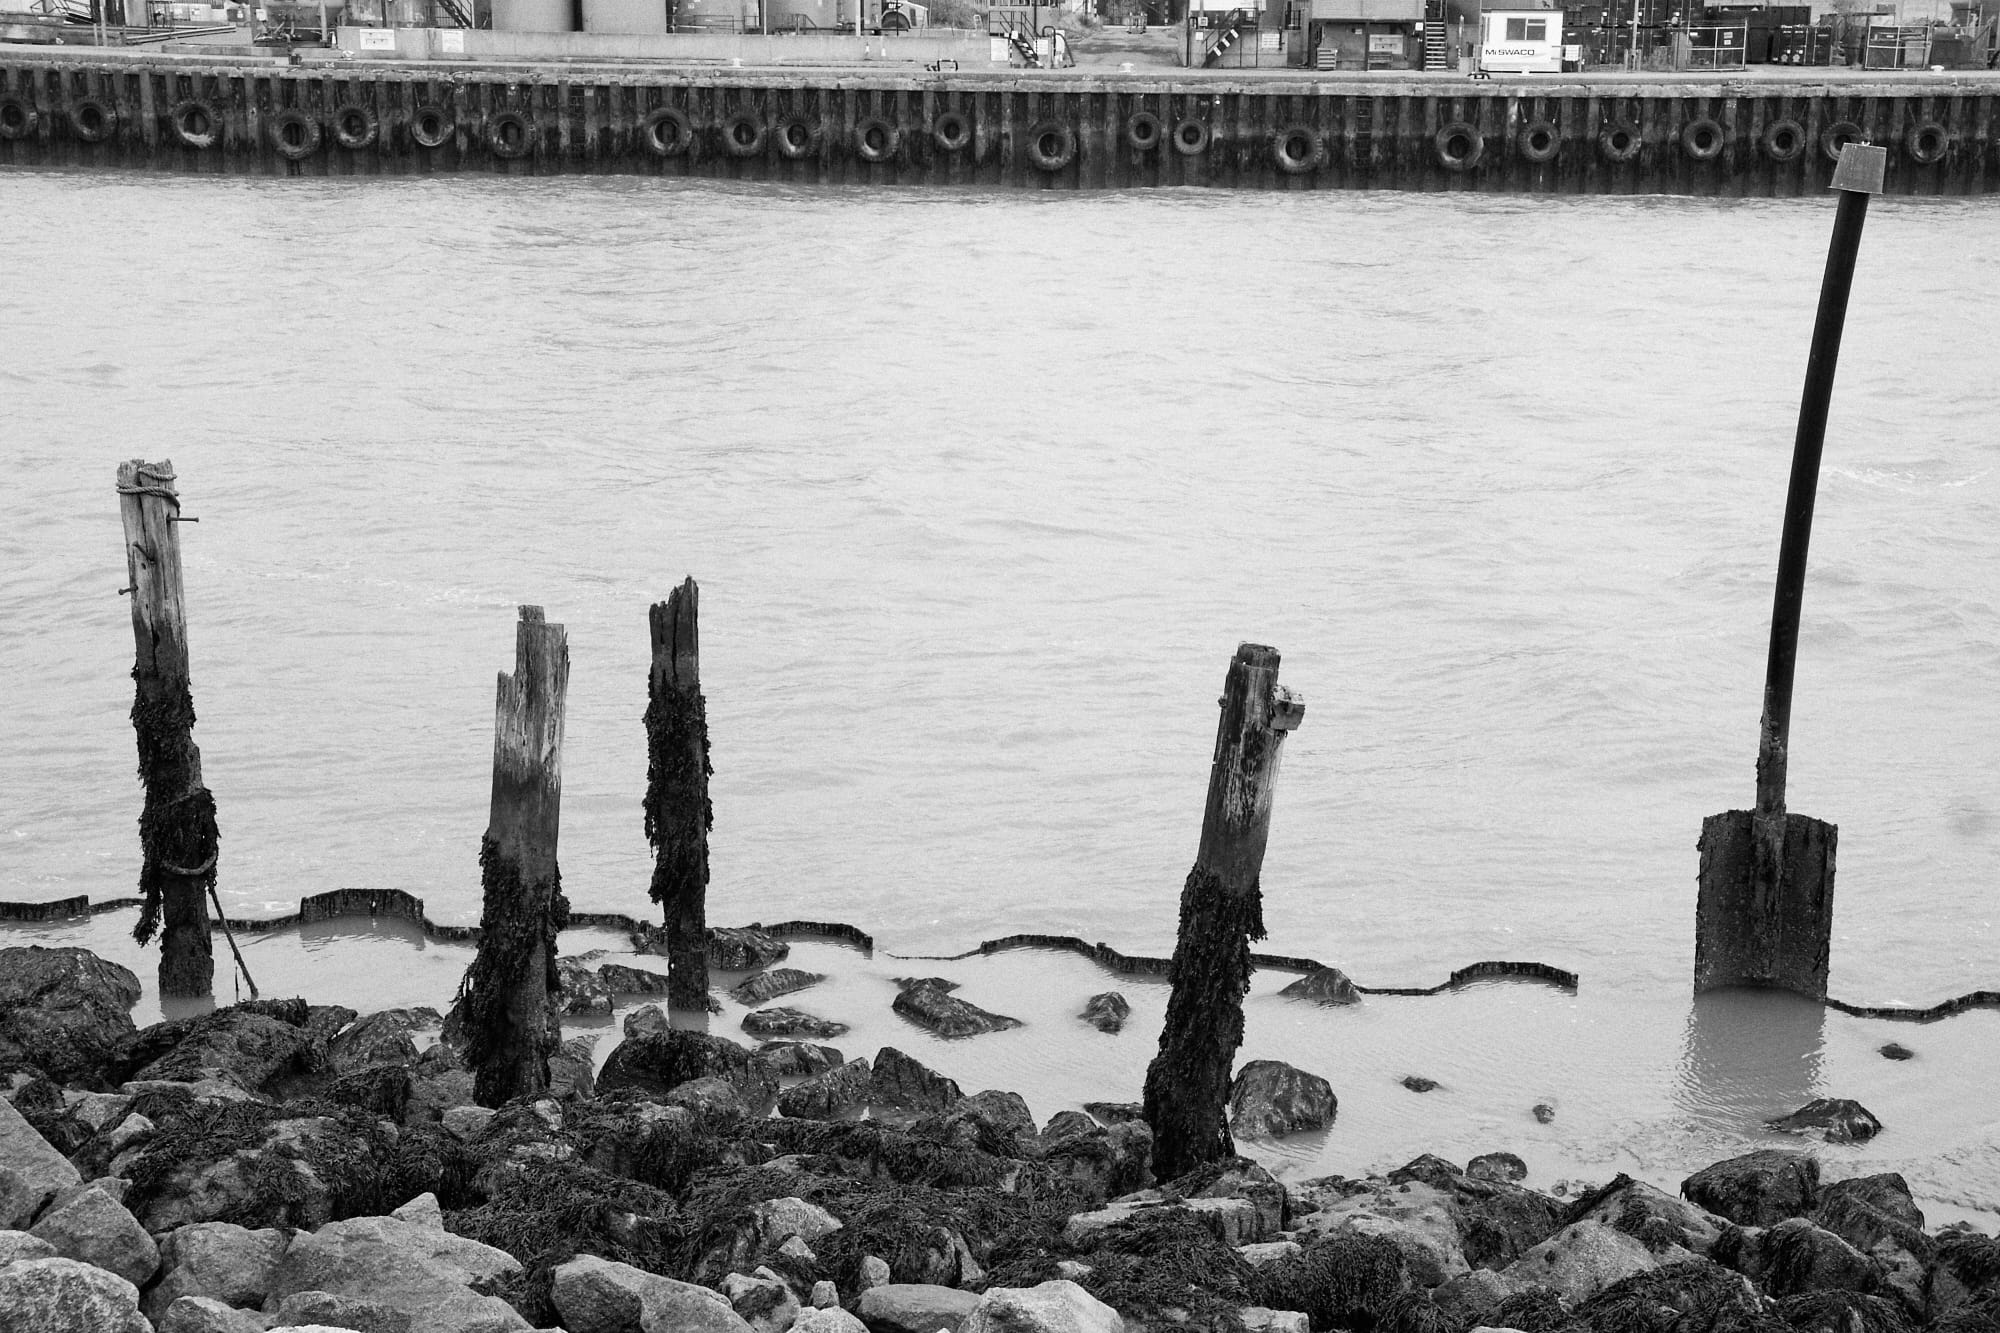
[643,579,713,1012]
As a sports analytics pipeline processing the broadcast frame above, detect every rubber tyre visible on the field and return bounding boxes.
[1762,118,1805,162]
[1599,123,1641,163]
[932,109,971,154]
[1269,122,1323,175]
[0,95,34,141]
[70,97,115,144]
[854,116,897,163]
[720,111,766,158]
[270,107,321,161]
[1820,120,1862,163]
[1906,119,1947,165]
[1025,119,1076,172]
[1435,121,1482,171]
[1517,119,1559,163]
[410,105,455,150]
[639,106,693,158]
[1170,117,1209,156]
[1681,116,1724,161]
[170,98,220,150]
[1126,111,1161,152]
[773,115,813,159]
[331,102,378,151]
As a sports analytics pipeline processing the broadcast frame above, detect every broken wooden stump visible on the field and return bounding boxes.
[1143,642,1305,1181]
[457,605,571,1107]
[117,459,217,999]
[1696,144,1882,1000]
[644,578,713,1012]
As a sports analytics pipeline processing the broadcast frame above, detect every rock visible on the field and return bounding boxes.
[555,957,616,1015]
[1248,1233,1410,1329]
[731,969,826,1005]
[1813,1175,1929,1314]
[1745,1218,1883,1298]
[144,1222,290,1324]
[1432,1269,1511,1328]
[668,1076,751,1125]
[1239,1241,1305,1267]
[598,962,673,995]
[893,977,959,993]
[708,927,791,970]
[1179,1159,1286,1240]
[132,1115,351,1233]
[1532,1104,1556,1124]
[810,1280,838,1309]
[158,1295,270,1333]
[1453,1176,1566,1270]
[1469,1154,1528,1185]
[1389,1155,1463,1189]
[1042,1111,1099,1143]
[1877,1043,1914,1062]
[1082,1102,1145,1126]
[0,946,142,1085]
[0,1229,57,1266]
[116,1005,322,1094]
[1040,1118,1155,1209]
[892,981,1022,1039]
[597,1030,777,1111]
[106,1112,154,1157]
[440,1106,494,1142]
[1776,1290,1914,1333]
[0,1255,150,1333]
[962,1279,1125,1333]
[1930,1231,2000,1317]
[326,1064,414,1120]
[1064,1197,1263,1249]
[0,1098,80,1228]
[262,1213,527,1333]
[1078,994,1130,1034]
[1402,1076,1443,1094]
[1682,1150,1820,1228]
[869,1047,964,1116]
[622,1005,670,1039]
[1229,1060,1336,1139]
[779,1058,874,1121]
[324,1011,430,1078]
[859,1256,892,1290]
[1240,1308,1311,1333]
[28,1180,158,1287]
[743,1007,851,1041]
[754,1196,844,1250]
[551,1253,751,1333]
[722,1268,799,1333]
[793,1309,870,1333]
[548,1034,598,1102]
[778,1235,818,1266]
[1573,1258,1763,1333]
[918,1090,1038,1157]
[857,1282,983,1333]
[392,1193,445,1230]
[756,1042,846,1078]
[65,1091,136,1134]
[1293,1180,1469,1287]
[1766,1099,1883,1144]
[1277,967,1362,1006]
[272,1289,414,1332]
[1498,1219,1679,1306]
[1564,1174,1727,1256]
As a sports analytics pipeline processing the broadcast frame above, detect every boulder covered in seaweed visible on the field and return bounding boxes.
[0,946,142,1086]
[1682,1151,1820,1229]
[1228,1059,1336,1139]
[1278,966,1363,1006]
[743,1008,850,1041]
[1079,993,1132,1034]
[779,1058,874,1122]
[892,980,1022,1039]
[733,968,827,1005]
[1766,1099,1882,1145]
[597,1030,778,1110]
[869,1047,963,1117]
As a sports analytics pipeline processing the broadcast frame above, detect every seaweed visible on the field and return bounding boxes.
[129,677,217,995]
[643,589,712,1012]
[1065,1207,1255,1333]
[1143,865,1265,1181]
[1492,1286,1586,1333]
[454,834,569,1107]
[1251,1232,1410,1332]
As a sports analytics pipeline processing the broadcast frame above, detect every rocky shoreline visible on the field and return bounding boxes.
[2,941,1994,1333]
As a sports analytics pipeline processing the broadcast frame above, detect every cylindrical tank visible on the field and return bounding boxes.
[490,0,573,29]
[582,0,666,31]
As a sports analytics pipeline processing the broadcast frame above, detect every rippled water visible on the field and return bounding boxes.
[3,172,1997,1217]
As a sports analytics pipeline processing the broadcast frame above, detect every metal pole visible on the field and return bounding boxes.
[1753,142,1887,827]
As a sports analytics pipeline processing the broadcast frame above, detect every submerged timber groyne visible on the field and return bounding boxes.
[1,51,1995,194]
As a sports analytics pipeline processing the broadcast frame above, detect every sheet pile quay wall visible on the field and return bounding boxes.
[2,54,1995,194]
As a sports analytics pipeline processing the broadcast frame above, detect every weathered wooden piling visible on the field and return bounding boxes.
[117,459,216,999]
[1696,143,1885,1000]
[1143,642,1305,1181]
[644,578,713,1012]
[457,605,571,1106]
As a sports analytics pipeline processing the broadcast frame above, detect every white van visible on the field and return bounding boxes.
[1479,8,1564,71]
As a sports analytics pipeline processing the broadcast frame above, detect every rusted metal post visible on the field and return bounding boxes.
[1696,143,1885,1000]
[117,459,216,999]
[1143,643,1305,1181]
[644,578,713,1012]
[457,605,571,1107]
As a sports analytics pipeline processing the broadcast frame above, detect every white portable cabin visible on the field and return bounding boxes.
[1478,7,1564,70]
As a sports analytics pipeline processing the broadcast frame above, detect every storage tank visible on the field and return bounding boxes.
[491,0,573,29]
[583,0,667,28]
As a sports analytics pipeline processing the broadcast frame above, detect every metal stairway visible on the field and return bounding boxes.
[1201,6,1246,64]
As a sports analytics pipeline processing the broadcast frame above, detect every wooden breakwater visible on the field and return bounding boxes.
[1,52,1995,194]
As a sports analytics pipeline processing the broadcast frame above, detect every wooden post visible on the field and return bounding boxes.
[456,606,570,1107]
[1695,144,1883,1001]
[117,460,215,999]
[644,578,712,1012]
[1142,643,1305,1182]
